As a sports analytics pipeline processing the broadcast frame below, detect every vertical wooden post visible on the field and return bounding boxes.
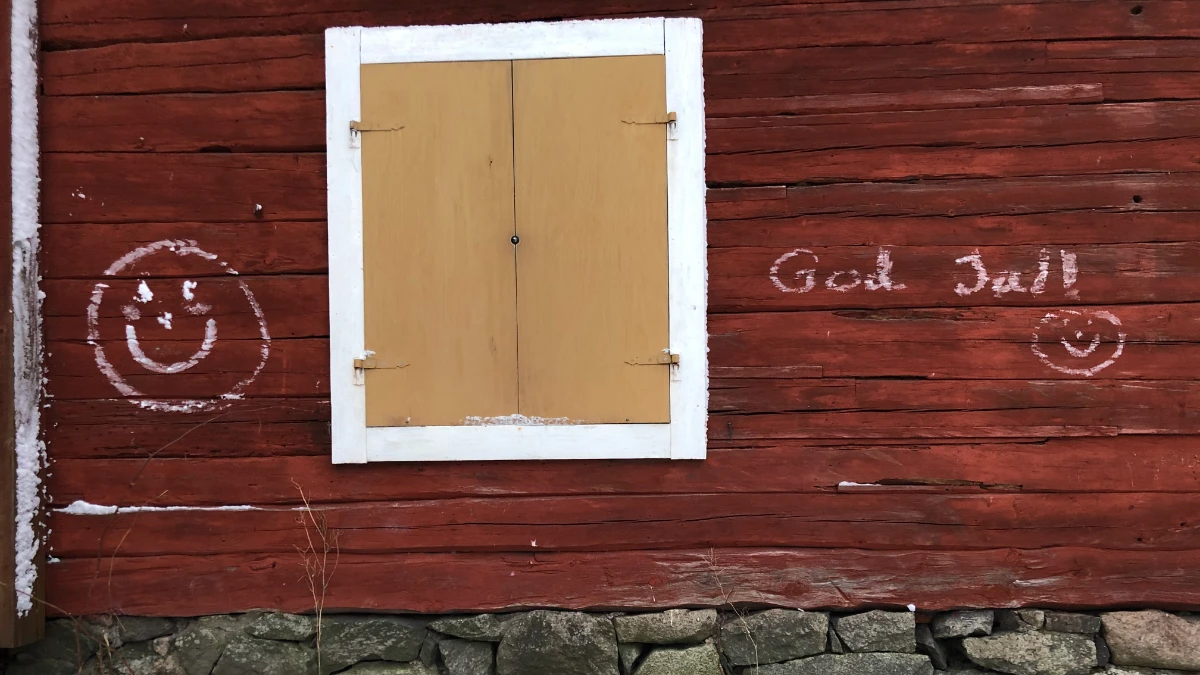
[0,0,43,647]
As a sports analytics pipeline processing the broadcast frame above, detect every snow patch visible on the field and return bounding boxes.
[135,279,153,303]
[58,500,272,515]
[463,414,572,426]
[837,481,883,487]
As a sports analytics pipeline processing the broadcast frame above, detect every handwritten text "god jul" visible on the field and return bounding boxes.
[769,247,1080,298]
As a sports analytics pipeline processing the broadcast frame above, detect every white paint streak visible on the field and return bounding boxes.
[863,247,906,291]
[1031,309,1126,377]
[125,319,216,374]
[1061,249,1079,299]
[769,248,817,294]
[825,270,861,292]
[954,249,988,296]
[991,271,1027,297]
[1029,248,1050,295]
[120,304,140,321]
[135,279,153,303]
[11,0,43,616]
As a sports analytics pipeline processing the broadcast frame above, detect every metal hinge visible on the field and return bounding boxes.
[622,112,677,126]
[625,353,680,366]
[353,357,408,370]
[349,121,404,148]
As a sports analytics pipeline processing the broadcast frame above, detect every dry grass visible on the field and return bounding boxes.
[293,480,340,674]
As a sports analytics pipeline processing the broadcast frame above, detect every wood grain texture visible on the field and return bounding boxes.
[45,547,1200,616]
[36,0,1200,615]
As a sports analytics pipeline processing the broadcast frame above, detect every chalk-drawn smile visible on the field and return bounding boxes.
[1031,309,1126,377]
[120,279,218,374]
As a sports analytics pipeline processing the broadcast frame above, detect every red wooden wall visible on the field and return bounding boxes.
[39,0,1200,616]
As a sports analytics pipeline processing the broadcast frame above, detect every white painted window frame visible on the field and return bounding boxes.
[326,18,707,463]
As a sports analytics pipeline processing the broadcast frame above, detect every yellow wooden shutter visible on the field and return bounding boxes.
[360,61,519,427]
[512,55,671,423]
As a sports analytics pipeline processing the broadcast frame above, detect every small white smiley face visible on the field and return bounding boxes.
[1031,309,1126,377]
[86,240,270,412]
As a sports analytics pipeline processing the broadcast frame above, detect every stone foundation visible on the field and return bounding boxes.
[5,608,1199,675]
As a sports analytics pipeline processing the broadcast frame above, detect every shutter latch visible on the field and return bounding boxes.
[349,121,405,147]
[625,352,680,366]
[353,357,408,370]
[622,112,677,126]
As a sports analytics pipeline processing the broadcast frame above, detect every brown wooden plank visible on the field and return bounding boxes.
[709,304,1200,380]
[45,338,327,400]
[41,153,325,224]
[41,34,325,96]
[44,275,327,341]
[47,492,1200,557]
[44,547,1200,616]
[45,398,330,459]
[708,212,1200,247]
[41,222,328,279]
[45,437,1200,507]
[42,91,325,153]
[0,0,44,646]
[710,243,1200,311]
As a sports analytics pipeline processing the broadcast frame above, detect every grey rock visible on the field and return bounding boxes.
[996,609,1046,633]
[174,616,248,675]
[419,632,439,667]
[1099,662,1195,667]
[83,638,186,675]
[615,609,717,644]
[212,634,316,675]
[321,616,427,675]
[1103,610,1200,671]
[430,614,506,642]
[441,639,495,675]
[496,610,619,675]
[833,610,916,653]
[118,617,181,643]
[245,612,316,641]
[915,624,948,670]
[932,611,994,639]
[634,643,722,675]
[963,631,1096,675]
[719,610,828,666]
[8,618,100,675]
[340,663,439,675]
[1044,611,1102,635]
[829,625,845,654]
[620,643,645,674]
[752,652,934,675]
[1097,634,1112,667]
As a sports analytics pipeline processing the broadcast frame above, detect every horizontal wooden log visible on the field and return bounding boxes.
[42,92,325,153]
[41,34,325,96]
[710,243,1200,311]
[46,437,1200,507]
[711,378,1200,436]
[44,547,1200,616]
[45,398,330,459]
[44,275,327,340]
[707,174,1199,220]
[41,222,328,278]
[42,153,325,224]
[47,492,1200,558]
[710,304,1200,380]
[707,212,1200,247]
[46,338,327,400]
[708,101,1200,154]
[705,40,1050,77]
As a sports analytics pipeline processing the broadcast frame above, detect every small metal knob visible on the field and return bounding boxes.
[511,235,520,245]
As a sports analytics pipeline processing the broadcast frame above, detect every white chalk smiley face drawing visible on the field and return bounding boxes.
[1030,309,1126,377]
[87,240,271,412]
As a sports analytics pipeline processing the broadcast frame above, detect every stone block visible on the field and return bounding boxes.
[1102,610,1200,671]
[915,623,948,670]
[1103,667,1198,675]
[751,652,934,675]
[320,616,427,675]
[833,610,916,653]
[719,610,828,666]
[340,663,439,675]
[996,609,1046,633]
[963,631,1096,675]
[619,643,644,674]
[440,639,496,675]
[83,639,186,675]
[633,643,722,675]
[614,609,717,644]
[496,610,619,675]
[1044,611,1102,635]
[211,634,316,675]
[245,612,316,642]
[429,615,506,642]
[175,617,246,675]
[932,610,995,639]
